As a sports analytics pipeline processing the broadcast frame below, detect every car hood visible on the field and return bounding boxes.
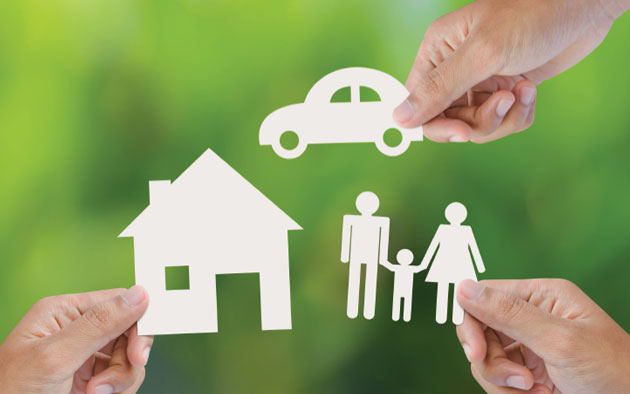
[259,103,308,144]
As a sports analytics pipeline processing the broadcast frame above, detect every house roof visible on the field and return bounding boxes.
[119,149,301,237]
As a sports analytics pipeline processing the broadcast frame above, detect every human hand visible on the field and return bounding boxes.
[394,0,629,143]
[455,279,630,393]
[0,286,153,394]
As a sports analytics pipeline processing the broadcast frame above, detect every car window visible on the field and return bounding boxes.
[360,86,381,102]
[330,86,351,103]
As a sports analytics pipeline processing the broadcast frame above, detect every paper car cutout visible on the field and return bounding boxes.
[259,67,423,159]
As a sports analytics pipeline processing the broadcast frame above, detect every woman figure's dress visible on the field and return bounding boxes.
[425,224,478,284]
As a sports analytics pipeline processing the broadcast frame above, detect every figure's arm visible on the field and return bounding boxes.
[380,260,396,271]
[378,218,390,264]
[468,227,485,274]
[411,264,425,273]
[341,215,352,263]
[418,227,441,271]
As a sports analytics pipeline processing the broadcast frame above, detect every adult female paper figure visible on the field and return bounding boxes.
[418,202,485,325]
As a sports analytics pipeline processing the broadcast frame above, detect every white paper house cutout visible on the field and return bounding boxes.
[120,149,302,335]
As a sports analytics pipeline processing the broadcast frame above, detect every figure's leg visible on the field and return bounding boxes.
[436,282,449,324]
[363,262,378,319]
[403,295,412,322]
[452,282,465,325]
[392,294,401,321]
[346,262,362,319]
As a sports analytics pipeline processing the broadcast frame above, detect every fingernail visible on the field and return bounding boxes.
[519,87,536,105]
[121,285,146,307]
[462,343,472,362]
[142,346,152,366]
[94,384,113,394]
[496,98,514,117]
[506,375,528,390]
[449,135,468,143]
[459,280,485,300]
[393,99,415,124]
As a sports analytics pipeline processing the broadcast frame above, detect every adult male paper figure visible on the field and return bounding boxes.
[340,192,390,319]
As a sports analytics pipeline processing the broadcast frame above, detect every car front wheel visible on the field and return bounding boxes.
[271,130,307,159]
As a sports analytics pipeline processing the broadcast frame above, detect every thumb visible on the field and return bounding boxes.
[393,38,497,128]
[456,280,567,359]
[51,286,149,368]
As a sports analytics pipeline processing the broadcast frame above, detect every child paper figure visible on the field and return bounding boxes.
[341,191,390,319]
[380,249,423,322]
[417,202,485,325]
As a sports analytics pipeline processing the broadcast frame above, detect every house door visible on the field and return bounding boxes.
[215,273,262,333]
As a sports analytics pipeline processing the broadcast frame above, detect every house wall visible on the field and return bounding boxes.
[203,226,293,330]
[258,231,292,331]
[133,234,218,335]
[132,220,294,335]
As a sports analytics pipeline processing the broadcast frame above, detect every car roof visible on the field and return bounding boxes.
[305,67,407,103]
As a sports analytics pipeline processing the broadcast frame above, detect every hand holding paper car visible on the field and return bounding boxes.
[393,0,627,144]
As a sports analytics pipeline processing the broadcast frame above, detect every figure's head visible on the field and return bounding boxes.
[396,249,414,266]
[445,202,467,225]
[355,191,379,215]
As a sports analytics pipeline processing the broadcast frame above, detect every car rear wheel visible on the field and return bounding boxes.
[272,130,307,159]
[375,127,411,156]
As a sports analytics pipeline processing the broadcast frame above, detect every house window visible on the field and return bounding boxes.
[165,266,190,290]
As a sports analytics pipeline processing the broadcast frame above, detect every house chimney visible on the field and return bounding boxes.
[149,180,171,205]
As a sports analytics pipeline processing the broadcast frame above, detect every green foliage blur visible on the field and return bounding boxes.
[1,0,629,392]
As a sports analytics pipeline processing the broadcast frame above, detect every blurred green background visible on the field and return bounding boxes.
[1,0,629,392]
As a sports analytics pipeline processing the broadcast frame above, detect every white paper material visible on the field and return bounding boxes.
[341,192,391,320]
[380,249,423,322]
[120,149,302,335]
[418,202,485,325]
[341,196,485,325]
[260,67,423,158]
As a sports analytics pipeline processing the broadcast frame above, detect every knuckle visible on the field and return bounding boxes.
[35,294,76,311]
[547,278,577,292]
[471,33,506,69]
[419,70,447,100]
[33,296,57,310]
[426,19,444,36]
[84,303,114,332]
[495,293,524,322]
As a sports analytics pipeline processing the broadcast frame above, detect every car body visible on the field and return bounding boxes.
[259,67,423,159]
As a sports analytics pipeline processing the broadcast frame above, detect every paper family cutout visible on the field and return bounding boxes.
[259,67,423,159]
[120,149,301,335]
[341,193,484,325]
[120,67,487,335]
